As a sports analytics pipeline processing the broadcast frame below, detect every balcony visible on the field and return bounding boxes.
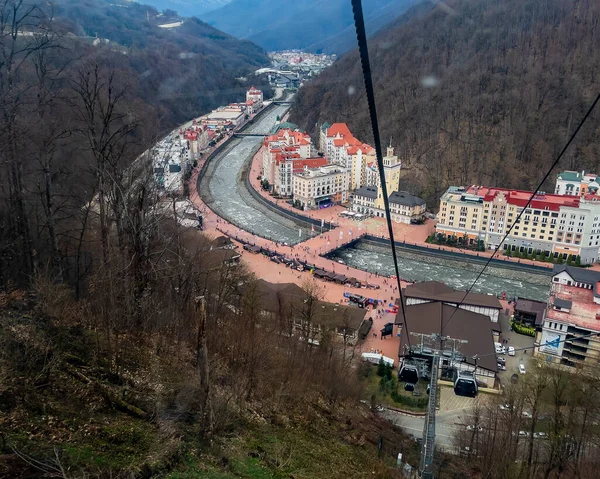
[563,343,588,355]
[562,349,586,362]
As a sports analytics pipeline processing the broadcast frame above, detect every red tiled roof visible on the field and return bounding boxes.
[292,157,328,172]
[465,186,580,211]
[265,129,311,150]
[327,123,352,138]
[347,143,373,155]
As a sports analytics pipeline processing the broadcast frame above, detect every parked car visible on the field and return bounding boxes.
[466,425,483,432]
[522,411,533,418]
[519,363,526,374]
[508,346,516,356]
[518,430,530,437]
[497,363,507,371]
[404,383,415,392]
[499,404,513,411]
[497,356,506,364]
[533,432,549,439]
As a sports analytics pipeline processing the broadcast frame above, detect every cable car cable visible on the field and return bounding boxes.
[350,0,412,349]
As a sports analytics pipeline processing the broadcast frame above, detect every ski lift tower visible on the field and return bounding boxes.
[409,333,468,478]
[419,351,439,478]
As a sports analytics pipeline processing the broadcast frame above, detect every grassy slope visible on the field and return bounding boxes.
[0,296,417,478]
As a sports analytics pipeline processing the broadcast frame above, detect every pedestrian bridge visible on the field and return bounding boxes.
[233,132,268,137]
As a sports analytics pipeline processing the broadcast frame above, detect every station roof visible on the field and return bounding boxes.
[395,301,498,372]
[404,281,502,309]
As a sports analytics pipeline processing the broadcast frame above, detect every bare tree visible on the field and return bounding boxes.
[0,0,56,283]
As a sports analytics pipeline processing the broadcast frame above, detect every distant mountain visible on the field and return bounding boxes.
[130,0,232,17]
[55,0,271,125]
[291,0,600,205]
[201,0,418,54]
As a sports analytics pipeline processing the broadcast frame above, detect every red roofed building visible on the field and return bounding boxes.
[261,128,315,190]
[274,156,328,196]
[319,122,376,190]
[436,184,600,264]
[180,125,208,158]
[246,86,263,109]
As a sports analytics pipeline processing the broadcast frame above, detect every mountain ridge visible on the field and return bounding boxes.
[55,0,271,126]
[202,0,419,54]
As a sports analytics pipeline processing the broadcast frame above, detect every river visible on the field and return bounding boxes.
[198,105,550,300]
[326,240,550,301]
[201,104,312,245]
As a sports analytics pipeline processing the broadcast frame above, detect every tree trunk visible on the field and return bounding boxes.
[196,298,213,438]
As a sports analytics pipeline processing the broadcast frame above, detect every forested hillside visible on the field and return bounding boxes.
[202,0,418,54]
[55,0,271,125]
[0,1,425,476]
[291,0,600,205]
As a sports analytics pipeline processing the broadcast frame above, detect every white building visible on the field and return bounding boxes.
[180,123,208,158]
[262,128,313,187]
[246,86,263,109]
[204,109,245,127]
[273,157,327,196]
[555,170,600,196]
[292,165,349,209]
[350,186,426,224]
[348,144,375,190]
[319,122,376,190]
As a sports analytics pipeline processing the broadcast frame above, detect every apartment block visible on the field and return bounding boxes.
[262,128,313,189]
[273,157,328,196]
[246,86,263,109]
[319,122,375,189]
[536,265,600,369]
[436,185,600,264]
[555,170,600,196]
[292,165,349,209]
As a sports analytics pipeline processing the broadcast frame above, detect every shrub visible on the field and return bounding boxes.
[377,359,386,377]
[390,391,428,408]
[511,321,535,337]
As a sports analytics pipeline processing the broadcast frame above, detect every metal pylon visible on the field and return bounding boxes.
[419,353,439,478]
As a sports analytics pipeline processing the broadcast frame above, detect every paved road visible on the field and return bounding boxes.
[497,313,535,387]
[381,386,487,449]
